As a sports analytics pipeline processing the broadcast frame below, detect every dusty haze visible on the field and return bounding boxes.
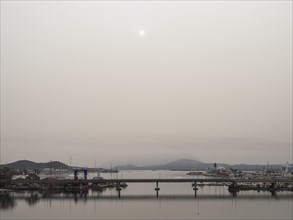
[1,1,292,167]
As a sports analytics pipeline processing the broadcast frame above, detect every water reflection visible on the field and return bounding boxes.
[41,190,90,204]
[24,192,40,206]
[0,193,16,210]
[1,189,292,211]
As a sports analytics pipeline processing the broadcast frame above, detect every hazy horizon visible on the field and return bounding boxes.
[2,155,292,169]
[1,1,292,167]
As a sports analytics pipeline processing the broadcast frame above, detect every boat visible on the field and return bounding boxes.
[204,163,233,177]
[186,171,206,175]
[93,173,103,180]
[119,182,128,188]
[192,182,205,187]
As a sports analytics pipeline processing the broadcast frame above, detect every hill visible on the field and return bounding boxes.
[1,159,284,172]
[1,160,69,171]
[117,159,209,171]
[117,159,283,171]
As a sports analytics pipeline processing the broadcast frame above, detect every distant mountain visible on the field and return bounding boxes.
[142,159,208,171]
[0,160,115,173]
[1,160,69,171]
[116,164,140,170]
[117,159,283,171]
[117,159,209,171]
[1,159,284,172]
[162,159,207,170]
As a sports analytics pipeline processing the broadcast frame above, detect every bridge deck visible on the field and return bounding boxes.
[89,178,293,184]
[2,178,293,185]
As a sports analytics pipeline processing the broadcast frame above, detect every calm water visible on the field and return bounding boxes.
[1,170,292,219]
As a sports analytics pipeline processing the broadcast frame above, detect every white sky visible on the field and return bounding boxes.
[1,1,292,167]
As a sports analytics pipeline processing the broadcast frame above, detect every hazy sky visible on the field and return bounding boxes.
[1,1,292,167]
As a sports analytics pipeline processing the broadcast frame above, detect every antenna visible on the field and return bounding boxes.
[70,156,72,171]
[110,163,113,180]
[50,160,52,175]
[116,166,118,180]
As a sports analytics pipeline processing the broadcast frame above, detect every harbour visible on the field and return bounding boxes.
[2,173,293,197]
[1,170,292,219]
[1,0,292,219]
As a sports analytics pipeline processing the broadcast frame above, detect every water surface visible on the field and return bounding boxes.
[1,170,292,219]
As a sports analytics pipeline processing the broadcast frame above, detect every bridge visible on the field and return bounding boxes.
[91,178,293,197]
[2,178,293,198]
[7,177,293,185]
[88,178,293,183]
